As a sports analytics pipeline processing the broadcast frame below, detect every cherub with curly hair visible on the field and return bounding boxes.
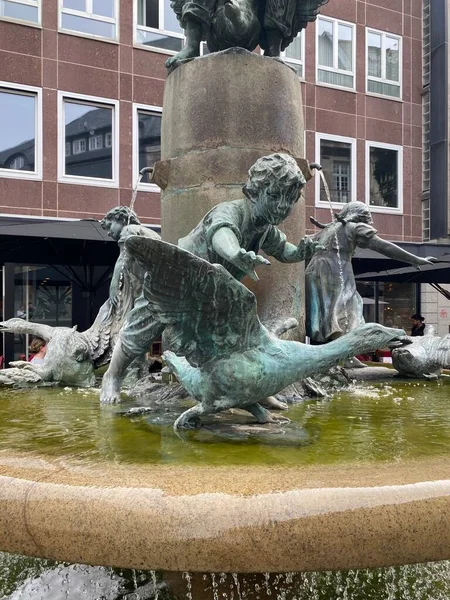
[100,206,160,311]
[101,153,321,403]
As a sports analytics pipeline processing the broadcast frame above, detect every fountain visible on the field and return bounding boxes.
[1,0,450,597]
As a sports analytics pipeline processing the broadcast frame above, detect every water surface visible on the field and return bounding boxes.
[0,378,449,467]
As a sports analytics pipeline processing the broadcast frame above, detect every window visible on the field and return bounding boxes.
[367,29,401,99]
[317,16,355,89]
[0,82,42,180]
[105,132,112,147]
[73,138,86,154]
[133,103,162,189]
[135,0,184,53]
[366,141,403,212]
[65,141,71,156]
[88,134,103,150]
[283,32,304,78]
[60,0,117,40]
[0,0,40,25]
[315,133,356,207]
[59,92,119,187]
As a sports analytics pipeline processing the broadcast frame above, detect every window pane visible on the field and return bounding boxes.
[318,19,333,67]
[338,24,352,71]
[163,0,181,32]
[0,90,36,173]
[61,13,116,38]
[136,29,183,51]
[318,69,353,88]
[367,32,382,78]
[64,101,113,179]
[368,79,400,98]
[138,111,161,182]
[369,147,398,208]
[385,36,400,82]
[93,0,114,18]
[285,34,302,62]
[3,0,39,23]
[378,282,416,332]
[137,0,158,28]
[319,139,352,203]
[63,0,85,9]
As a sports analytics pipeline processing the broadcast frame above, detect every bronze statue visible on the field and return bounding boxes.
[125,235,407,430]
[166,0,329,71]
[100,153,320,403]
[306,202,437,344]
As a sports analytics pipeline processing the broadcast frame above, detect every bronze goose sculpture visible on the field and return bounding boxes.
[126,236,407,430]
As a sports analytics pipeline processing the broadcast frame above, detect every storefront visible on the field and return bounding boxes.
[0,216,130,364]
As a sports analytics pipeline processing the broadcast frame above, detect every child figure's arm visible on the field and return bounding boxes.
[367,235,437,267]
[211,227,270,281]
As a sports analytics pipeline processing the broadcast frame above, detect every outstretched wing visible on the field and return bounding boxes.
[125,236,263,366]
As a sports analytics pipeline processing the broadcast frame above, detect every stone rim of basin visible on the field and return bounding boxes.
[0,452,449,573]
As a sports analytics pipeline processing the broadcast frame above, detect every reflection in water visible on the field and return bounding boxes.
[0,379,450,466]
[0,553,450,599]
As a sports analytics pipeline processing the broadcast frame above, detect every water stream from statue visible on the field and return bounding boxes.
[318,170,349,333]
[129,172,144,225]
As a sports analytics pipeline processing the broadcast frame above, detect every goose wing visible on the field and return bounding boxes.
[125,236,262,366]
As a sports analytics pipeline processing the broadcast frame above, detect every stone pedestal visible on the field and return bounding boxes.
[159,49,309,339]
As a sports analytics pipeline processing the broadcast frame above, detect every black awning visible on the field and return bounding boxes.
[0,216,160,266]
[352,242,450,280]
[355,260,450,283]
[0,217,112,242]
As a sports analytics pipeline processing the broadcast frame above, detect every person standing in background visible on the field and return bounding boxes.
[410,314,426,337]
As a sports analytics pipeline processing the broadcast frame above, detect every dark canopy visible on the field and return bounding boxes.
[0,216,159,266]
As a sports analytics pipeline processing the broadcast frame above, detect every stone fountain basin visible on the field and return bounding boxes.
[1,455,450,573]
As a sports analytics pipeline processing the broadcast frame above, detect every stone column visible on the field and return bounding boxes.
[158,49,309,339]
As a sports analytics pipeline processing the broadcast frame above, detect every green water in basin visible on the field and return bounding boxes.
[0,377,449,466]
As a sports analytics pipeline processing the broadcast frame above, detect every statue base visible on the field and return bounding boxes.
[159,48,309,339]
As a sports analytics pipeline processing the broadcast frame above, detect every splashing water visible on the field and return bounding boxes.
[2,555,450,599]
[183,571,193,600]
[151,570,159,600]
[318,170,349,334]
[232,572,243,600]
[128,172,144,225]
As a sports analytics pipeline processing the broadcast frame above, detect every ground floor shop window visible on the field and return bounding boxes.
[9,266,72,361]
[356,281,418,334]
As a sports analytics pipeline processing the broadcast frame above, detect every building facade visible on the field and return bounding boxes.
[0,0,437,359]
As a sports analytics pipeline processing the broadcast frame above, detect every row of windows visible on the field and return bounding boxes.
[0,81,161,190]
[0,82,404,213]
[1,1,402,100]
[316,133,403,213]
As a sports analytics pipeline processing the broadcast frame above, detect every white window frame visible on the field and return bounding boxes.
[134,0,184,55]
[365,140,403,214]
[0,81,42,181]
[0,0,41,27]
[88,134,103,150]
[59,0,119,42]
[133,102,162,192]
[280,31,305,79]
[315,133,357,209]
[73,138,86,154]
[316,16,356,92]
[58,91,119,188]
[366,28,402,100]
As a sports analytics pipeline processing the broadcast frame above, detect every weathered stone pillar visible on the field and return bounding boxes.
[159,49,309,339]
